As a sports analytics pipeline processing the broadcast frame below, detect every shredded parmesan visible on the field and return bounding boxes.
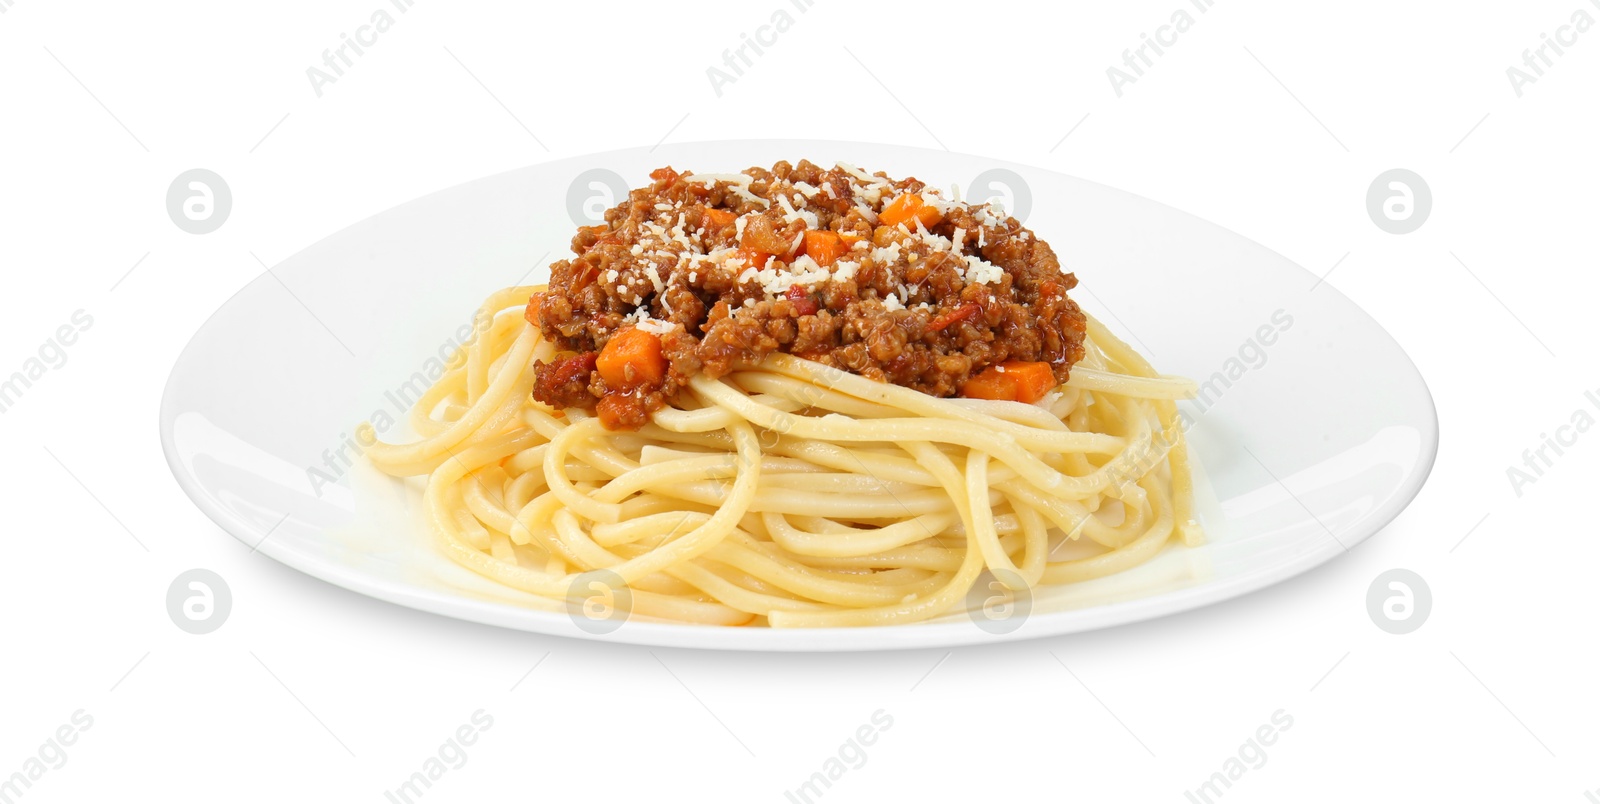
[566,162,1050,351]
[635,315,675,335]
[869,242,903,263]
[834,161,877,183]
[776,194,819,229]
[962,256,1005,285]
[729,184,770,208]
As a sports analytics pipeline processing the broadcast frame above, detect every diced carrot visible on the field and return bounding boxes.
[702,208,736,231]
[801,230,847,267]
[1003,361,1057,403]
[738,246,774,270]
[879,193,942,231]
[650,166,680,184]
[927,302,980,332]
[961,361,1058,403]
[960,369,1016,401]
[524,293,544,326]
[597,327,667,389]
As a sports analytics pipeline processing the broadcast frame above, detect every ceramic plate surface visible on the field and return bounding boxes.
[160,140,1437,651]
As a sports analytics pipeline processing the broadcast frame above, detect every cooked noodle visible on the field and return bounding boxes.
[361,285,1201,627]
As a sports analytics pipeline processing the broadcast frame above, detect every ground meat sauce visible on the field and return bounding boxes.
[527,160,1088,430]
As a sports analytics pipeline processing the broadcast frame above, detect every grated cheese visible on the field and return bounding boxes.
[869,242,902,263]
[729,184,770,208]
[962,256,1004,285]
[776,194,819,229]
[635,314,675,335]
[834,161,877,183]
[573,163,1050,343]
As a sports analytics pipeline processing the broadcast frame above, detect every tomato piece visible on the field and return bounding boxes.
[597,394,636,430]
[570,262,598,292]
[927,302,980,332]
[524,293,544,326]
[547,351,597,389]
[786,285,819,316]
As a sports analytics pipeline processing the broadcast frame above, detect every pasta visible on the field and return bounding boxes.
[360,286,1201,627]
[362,160,1202,628]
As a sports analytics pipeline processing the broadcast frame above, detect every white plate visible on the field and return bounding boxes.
[159,141,1437,651]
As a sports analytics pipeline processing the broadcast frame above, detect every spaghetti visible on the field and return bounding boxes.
[361,161,1202,628]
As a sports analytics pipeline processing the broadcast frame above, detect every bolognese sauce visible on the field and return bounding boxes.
[527,160,1088,430]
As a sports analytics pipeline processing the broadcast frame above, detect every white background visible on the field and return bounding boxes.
[2,0,1597,801]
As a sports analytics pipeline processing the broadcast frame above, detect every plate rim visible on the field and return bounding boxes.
[158,139,1440,651]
